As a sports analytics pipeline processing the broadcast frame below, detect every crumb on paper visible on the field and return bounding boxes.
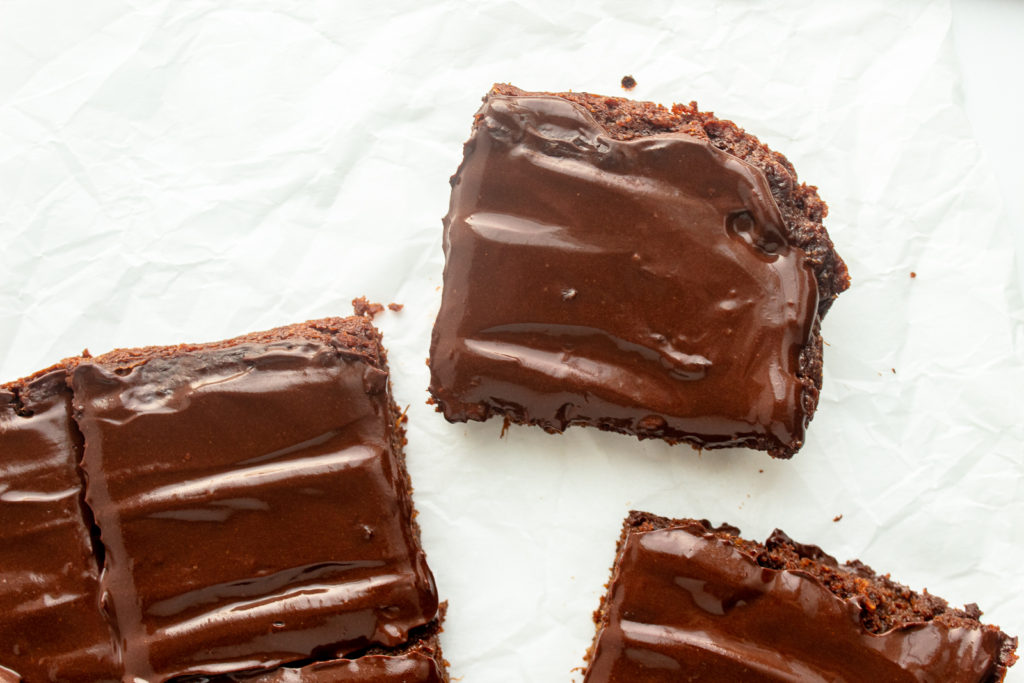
[500,415,511,438]
[910,271,917,278]
[388,302,404,312]
[352,296,385,319]
[833,514,843,522]
[758,469,764,474]
[621,74,637,90]
[891,368,896,374]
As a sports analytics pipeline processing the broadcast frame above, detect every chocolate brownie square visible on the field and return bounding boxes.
[583,511,1017,681]
[429,85,850,457]
[71,318,439,680]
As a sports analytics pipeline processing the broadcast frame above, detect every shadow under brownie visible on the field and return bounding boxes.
[429,84,850,458]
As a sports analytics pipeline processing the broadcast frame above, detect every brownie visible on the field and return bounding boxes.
[583,511,1018,682]
[67,317,440,680]
[0,317,443,682]
[428,84,850,457]
[0,367,122,682]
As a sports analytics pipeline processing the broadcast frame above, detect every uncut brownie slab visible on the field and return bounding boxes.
[429,84,849,457]
[71,317,439,681]
[583,511,1017,682]
[0,367,122,682]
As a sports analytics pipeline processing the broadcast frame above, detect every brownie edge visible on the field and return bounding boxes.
[583,511,1017,682]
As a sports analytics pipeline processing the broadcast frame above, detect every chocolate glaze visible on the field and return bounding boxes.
[71,332,438,681]
[0,370,122,682]
[233,651,445,682]
[584,517,1015,682]
[429,94,819,456]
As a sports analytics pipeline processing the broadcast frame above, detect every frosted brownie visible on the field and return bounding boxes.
[0,367,121,682]
[0,317,442,682]
[66,316,440,681]
[583,511,1017,682]
[429,84,850,457]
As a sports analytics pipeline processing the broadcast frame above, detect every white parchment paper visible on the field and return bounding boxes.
[1,1,1022,681]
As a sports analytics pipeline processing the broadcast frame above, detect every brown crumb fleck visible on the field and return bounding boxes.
[500,415,511,438]
[910,271,917,278]
[758,469,764,474]
[352,296,385,319]
[891,368,896,374]
[620,75,637,90]
[388,302,404,312]
[833,514,843,522]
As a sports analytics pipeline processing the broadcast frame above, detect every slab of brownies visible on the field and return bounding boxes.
[0,317,445,682]
[429,84,850,458]
[583,511,1018,682]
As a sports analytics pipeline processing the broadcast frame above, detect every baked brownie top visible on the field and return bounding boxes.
[430,85,849,456]
[584,512,1017,682]
[0,369,121,682]
[70,317,438,680]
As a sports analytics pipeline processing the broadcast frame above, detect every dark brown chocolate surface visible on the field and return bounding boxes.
[69,317,438,681]
[429,87,844,456]
[240,653,444,683]
[583,513,1017,682]
[234,637,446,683]
[0,369,121,682]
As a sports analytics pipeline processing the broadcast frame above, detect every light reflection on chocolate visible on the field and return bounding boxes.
[584,518,1014,682]
[429,94,819,456]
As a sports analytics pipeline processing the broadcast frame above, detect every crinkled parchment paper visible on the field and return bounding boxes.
[1,1,1021,680]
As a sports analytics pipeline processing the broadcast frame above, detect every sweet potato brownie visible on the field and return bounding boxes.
[428,85,850,457]
[70,317,439,681]
[583,511,1017,681]
[0,318,444,682]
[0,367,121,682]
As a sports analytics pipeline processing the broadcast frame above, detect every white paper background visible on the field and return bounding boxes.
[2,1,1022,681]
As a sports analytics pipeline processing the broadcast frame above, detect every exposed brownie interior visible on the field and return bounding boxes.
[584,511,1017,682]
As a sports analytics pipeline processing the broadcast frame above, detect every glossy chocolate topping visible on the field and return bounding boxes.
[237,651,445,682]
[429,94,819,456]
[71,333,438,681]
[0,370,122,682]
[584,518,1013,682]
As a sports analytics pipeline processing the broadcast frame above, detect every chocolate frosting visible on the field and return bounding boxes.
[0,370,121,682]
[72,339,438,681]
[236,651,444,682]
[429,94,819,455]
[584,521,1010,682]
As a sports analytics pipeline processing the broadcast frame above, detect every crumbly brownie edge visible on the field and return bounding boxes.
[80,316,383,374]
[584,511,1018,680]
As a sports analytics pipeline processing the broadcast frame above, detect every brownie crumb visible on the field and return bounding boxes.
[388,302,404,312]
[352,296,386,319]
[910,271,917,278]
[833,514,843,522]
[620,75,636,90]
